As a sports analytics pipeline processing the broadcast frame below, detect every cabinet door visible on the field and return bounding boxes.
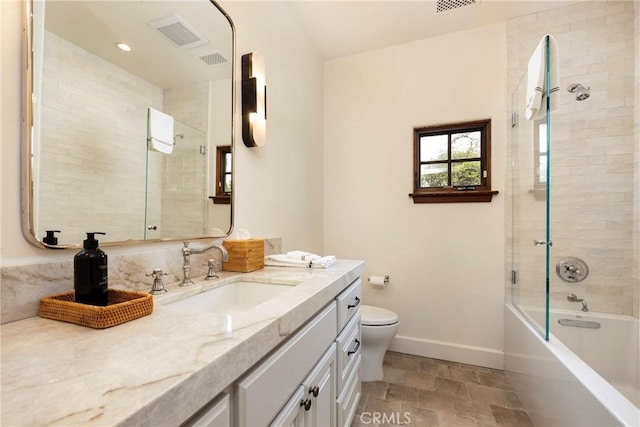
[301,344,336,427]
[183,393,230,427]
[270,386,305,427]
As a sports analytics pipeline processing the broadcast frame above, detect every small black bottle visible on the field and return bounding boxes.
[74,232,109,306]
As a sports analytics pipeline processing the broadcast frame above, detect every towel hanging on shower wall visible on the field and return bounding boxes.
[147,107,174,154]
[525,34,559,121]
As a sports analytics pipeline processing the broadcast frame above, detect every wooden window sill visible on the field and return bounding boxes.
[409,190,499,203]
[209,195,231,205]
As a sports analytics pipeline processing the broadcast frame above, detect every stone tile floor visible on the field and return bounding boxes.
[352,351,533,427]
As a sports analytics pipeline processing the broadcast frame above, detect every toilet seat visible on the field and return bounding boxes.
[361,305,399,326]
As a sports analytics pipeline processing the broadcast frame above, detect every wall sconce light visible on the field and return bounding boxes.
[241,52,266,147]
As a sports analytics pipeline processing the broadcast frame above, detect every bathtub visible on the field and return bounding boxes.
[504,304,640,427]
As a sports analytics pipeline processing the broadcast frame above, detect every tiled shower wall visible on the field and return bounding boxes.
[633,1,639,317]
[506,1,638,316]
[40,32,213,244]
[161,83,210,238]
[40,31,162,244]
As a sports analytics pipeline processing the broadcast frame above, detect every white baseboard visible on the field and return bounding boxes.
[389,335,504,370]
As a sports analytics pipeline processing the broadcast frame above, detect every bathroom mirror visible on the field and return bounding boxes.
[22,0,235,248]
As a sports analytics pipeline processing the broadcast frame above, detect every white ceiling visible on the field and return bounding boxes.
[287,1,574,60]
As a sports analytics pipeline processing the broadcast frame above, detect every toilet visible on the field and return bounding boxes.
[360,304,399,382]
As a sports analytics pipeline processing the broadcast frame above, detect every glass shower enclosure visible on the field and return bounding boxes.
[507,1,639,411]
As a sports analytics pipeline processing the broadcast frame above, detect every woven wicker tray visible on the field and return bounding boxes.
[39,289,153,329]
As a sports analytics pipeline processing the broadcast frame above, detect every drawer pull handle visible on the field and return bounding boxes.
[309,386,320,397]
[347,296,361,309]
[347,338,361,356]
[300,398,312,411]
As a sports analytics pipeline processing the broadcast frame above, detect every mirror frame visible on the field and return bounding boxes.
[21,0,236,249]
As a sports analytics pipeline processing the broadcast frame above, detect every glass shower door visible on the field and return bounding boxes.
[508,55,552,340]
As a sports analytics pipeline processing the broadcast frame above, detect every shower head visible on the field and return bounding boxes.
[567,83,590,101]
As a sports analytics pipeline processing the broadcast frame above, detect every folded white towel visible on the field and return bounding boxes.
[286,251,321,261]
[525,35,559,121]
[265,254,336,269]
[147,107,174,154]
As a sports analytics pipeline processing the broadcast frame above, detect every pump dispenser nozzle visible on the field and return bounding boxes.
[43,230,61,245]
[83,232,106,249]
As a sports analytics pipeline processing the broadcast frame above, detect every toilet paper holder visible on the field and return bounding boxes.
[368,275,390,285]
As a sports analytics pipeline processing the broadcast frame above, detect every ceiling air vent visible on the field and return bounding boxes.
[198,52,228,66]
[436,0,477,13]
[148,15,208,49]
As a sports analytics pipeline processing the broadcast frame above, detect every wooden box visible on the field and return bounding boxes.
[222,239,265,272]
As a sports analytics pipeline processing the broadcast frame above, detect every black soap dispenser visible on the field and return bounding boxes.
[74,232,109,306]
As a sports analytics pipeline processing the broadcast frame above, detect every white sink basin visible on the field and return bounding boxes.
[166,279,300,314]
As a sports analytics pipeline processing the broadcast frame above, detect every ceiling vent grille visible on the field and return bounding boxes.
[436,0,477,13]
[198,52,228,66]
[148,15,208,49]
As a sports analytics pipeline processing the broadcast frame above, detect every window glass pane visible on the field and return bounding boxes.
[539,155,547,183]
[224,153,232,172]
[420,135,448,161]
[451,131,480,159]
[224,174,232,193]
[452,161,481,186]
[538,123,547,154]
[420,163,448,188]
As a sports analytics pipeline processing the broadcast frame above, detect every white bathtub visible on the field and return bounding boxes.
[504,304,640,427]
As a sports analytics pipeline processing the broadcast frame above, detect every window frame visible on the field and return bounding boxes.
[410,119,498,203]
[211,145,231,205]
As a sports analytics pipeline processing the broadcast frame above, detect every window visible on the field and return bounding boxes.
[410,119,497,203]
[534,119,547,193]
[211,146,231,204]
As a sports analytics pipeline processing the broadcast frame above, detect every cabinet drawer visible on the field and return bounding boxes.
[335,311,361,394]
[336,279,361,333]
[237,302,337,426]
[337,355,361,427]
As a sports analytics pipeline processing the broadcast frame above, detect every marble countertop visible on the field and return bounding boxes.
[0,260,364,426]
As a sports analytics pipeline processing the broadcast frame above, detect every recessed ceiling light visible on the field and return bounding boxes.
[116,42,132,52]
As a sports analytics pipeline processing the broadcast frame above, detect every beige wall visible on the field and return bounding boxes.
[220,1,324,252]
[323,23,508,368]
[0,0,324,266]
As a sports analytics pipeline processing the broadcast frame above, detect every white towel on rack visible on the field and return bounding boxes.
[265,254,336,269]
[147,107,174,154]
[525,35,559,121]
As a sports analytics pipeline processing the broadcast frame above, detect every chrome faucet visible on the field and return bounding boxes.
[180,241,228,286]
[567,293,589,312]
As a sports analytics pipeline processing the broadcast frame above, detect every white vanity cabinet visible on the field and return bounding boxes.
[236,303,337,426]
[235,277,363,427]
[334,279,362,427]
[271,344,336,427]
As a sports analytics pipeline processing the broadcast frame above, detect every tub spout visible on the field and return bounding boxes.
[567,293,589,312]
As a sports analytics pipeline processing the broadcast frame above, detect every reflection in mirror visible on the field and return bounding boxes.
[23,0,234,248]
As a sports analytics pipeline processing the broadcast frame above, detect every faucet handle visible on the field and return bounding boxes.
[202,259,219,280]
[146,269,168,295]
